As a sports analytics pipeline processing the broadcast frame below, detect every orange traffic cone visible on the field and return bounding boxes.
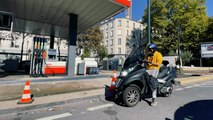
[110,70,117,90]
[17,80,34,104]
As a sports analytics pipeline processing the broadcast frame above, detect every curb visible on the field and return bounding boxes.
[0,88,105,114]
[176,75,213,85]
[0,74,110,85]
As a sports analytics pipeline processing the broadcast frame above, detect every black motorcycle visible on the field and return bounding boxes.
[105,47,177,107]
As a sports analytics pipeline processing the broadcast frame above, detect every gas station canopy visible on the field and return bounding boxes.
[0,0,130,38]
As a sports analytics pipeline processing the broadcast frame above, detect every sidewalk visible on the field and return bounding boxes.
[0,74,112,101]
[0,70,113,82]
[0,70,212,115]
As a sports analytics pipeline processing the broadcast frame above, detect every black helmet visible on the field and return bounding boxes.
[148,43,157,50]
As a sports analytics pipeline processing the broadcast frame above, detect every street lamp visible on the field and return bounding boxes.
[26,40,29,60]
[177,26,180,61]
[177,25,181,72]
[147,0,151,44]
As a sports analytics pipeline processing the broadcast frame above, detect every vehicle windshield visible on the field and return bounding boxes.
[123,47,145,68]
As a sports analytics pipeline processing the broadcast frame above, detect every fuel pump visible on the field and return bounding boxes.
[30,37,47,77]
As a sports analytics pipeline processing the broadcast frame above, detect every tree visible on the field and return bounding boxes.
[0,31,29,62]
[0,31,21,48]
[143,0,208,55]
[55,38,62,61]
[0,31,10,46]
[77,27,104,58]
[96,45,108,62]
[20,33,32,64]
[126,29,147,54]
[81,48,90,60]
[11,32,21,48]
[200,17,213,42]
[180,51,193,65]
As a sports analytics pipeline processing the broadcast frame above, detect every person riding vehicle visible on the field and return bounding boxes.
[105,40,176,107]
[146,43,163,106]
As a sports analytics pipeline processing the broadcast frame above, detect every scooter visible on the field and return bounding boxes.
[105,46,177,107]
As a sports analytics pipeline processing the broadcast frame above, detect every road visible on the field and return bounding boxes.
[1,80,213,120]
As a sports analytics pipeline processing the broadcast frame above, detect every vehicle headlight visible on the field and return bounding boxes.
[121,71,128,76]
[121,67,134,77]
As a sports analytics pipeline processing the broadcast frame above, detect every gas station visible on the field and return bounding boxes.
[0,0,131,77]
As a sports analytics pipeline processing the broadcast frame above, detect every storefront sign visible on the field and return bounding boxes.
[201,43,213,58]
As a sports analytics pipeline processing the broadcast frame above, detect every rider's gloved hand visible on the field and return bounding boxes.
[145,60,152,64]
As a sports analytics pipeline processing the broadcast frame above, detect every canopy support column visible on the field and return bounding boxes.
[67,14,78,77]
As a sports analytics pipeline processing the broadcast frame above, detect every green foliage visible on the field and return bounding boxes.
[77,27,103,52]
[81,49,91,60]
[96,45,108,61]
[77,27,104,59]
[168,51,177,56]
[143,0,208,55]
[200,17,213,42]
[180,51,193,65]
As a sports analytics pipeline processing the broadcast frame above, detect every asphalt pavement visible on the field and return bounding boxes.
[1,80,213,120]
[0,68,212,116]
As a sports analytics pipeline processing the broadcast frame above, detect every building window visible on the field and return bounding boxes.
[110,30,113,37]
[106,24,109,30]
[127,30,129,36]
[118,38,121,45]
[118,48,121,54]
[133,23,135,29]
[118,29,122,36]
[110,22,113,28]
[127,21,129,28]
[111,48,113,54]
[106,32,108,38]
[118,20,122,27]
[106,40,108,46]
[110,39,113,46]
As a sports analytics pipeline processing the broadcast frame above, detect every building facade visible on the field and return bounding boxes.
[100,18,143,56]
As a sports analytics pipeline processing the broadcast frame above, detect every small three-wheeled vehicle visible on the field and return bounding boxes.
[105,46,177,107]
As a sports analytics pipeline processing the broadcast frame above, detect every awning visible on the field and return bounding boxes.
[0,0,130,38]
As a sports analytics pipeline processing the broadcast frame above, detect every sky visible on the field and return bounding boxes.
[116,0,213,21]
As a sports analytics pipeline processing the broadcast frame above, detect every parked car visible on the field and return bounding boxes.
[1,59,19,72]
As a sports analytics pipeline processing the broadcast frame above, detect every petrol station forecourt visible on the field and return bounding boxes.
[0,0,131,77]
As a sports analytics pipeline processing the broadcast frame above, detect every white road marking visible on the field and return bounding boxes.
[175,81,213,91]
[195,85,213,88]
[175,88,184,91]
[184,86,193,89]
[36,113,72,120]
[87,103,114,111]
[193,84,201,87]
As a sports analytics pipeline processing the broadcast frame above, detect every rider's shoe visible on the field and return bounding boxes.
[150,98,158,106]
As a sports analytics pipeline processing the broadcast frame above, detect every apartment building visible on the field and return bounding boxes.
[100,18,143,56]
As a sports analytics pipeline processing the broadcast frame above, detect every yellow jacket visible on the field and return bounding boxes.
[147,51,163,70]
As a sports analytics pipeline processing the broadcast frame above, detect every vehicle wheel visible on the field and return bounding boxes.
[123,85,141,107]
[163,83,174,97]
